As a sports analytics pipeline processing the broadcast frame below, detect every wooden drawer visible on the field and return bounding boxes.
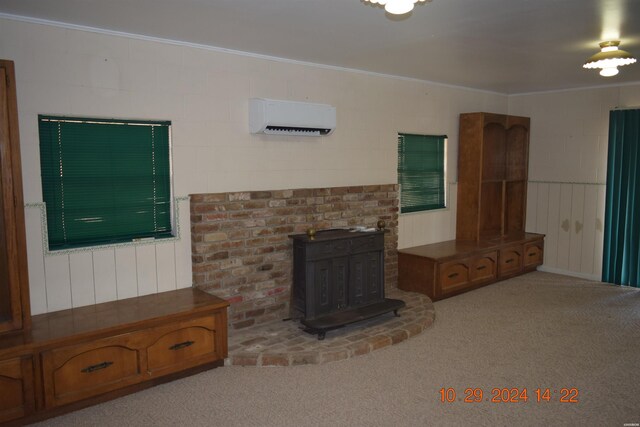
[524,240,544,270]
[146,316,218,377]
[42,333,146,408]
[470,251,497,283]
[499,245,523,278]
[439,260,470,296]
[0,356,34,423]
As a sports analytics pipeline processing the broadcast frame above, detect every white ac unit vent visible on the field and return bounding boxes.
[249,98,336,137]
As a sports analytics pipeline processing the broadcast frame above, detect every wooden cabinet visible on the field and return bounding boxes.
[0,288,228,423]
[398,234,543,301]
[291,230,404,339]
[457,112,530,241]
[0,59,31,336]
[0,356,34,423]
[398,112,544,300]
[41,314,223,409]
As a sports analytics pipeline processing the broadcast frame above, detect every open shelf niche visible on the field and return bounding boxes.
[458,113,530,242]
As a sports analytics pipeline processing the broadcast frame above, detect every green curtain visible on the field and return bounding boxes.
[602,109,640,287]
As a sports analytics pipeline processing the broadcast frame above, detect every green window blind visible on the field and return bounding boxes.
[39,116,172,250]
[397,133,446,213]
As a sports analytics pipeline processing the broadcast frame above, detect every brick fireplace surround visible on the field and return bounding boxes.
[190,184,399,331]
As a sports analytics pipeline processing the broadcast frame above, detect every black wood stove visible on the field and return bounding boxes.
[289,228,405,339]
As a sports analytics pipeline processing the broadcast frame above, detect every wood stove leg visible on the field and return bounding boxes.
[302,326,327,340]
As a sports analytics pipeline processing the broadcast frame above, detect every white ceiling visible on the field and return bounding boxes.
[1,0,639,94]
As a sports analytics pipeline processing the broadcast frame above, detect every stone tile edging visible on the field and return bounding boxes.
[227,288,434,367]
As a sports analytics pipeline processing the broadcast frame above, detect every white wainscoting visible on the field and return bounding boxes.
[398,183,458,249]
[399,181,604,281]
[526,181,605,281]
[25,198,192,315]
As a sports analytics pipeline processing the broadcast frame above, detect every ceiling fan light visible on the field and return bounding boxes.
[583,56,636,69]
[385,0,414,14]
[363,0,431,15]
[599,67,619,77]
[583,41,637,76]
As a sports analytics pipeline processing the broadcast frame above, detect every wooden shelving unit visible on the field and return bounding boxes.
[399,112,544,301]
[457,112,531,241]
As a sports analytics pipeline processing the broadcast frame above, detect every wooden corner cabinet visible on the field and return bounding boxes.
[0,287,229,424]
[399,112,544,300]
[0,59,31,336]
[457,112,530,241]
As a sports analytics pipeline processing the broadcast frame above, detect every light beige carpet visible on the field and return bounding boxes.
[35,271,640,426]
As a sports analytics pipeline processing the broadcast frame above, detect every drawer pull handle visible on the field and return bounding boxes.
[505,259,514,264]
[81,361,113,374]
[528,252,537,257]
[169,340,195,351]
[448,273,459,279]
[477,265,486,270]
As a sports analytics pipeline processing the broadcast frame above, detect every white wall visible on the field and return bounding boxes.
[7,15,632,312]
[0,16,505,314]
[509,84,640,280]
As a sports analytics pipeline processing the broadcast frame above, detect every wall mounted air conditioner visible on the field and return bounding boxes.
[249,98,336,136]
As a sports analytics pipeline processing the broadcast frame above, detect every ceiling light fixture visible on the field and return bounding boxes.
[583,41,637,77]
[363,0,430,15]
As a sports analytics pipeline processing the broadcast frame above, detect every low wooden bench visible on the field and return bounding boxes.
[0,287,228,424]
[398,233,544,301]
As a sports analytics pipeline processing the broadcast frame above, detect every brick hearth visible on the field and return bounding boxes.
[227,287,434,366]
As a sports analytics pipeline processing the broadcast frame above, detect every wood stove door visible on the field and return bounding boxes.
[309,257,348,319]
[332,257,349,312]
[349,251,383,307]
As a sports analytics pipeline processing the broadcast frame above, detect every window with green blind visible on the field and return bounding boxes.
[397,133,447,213]
[38,116,173,250]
